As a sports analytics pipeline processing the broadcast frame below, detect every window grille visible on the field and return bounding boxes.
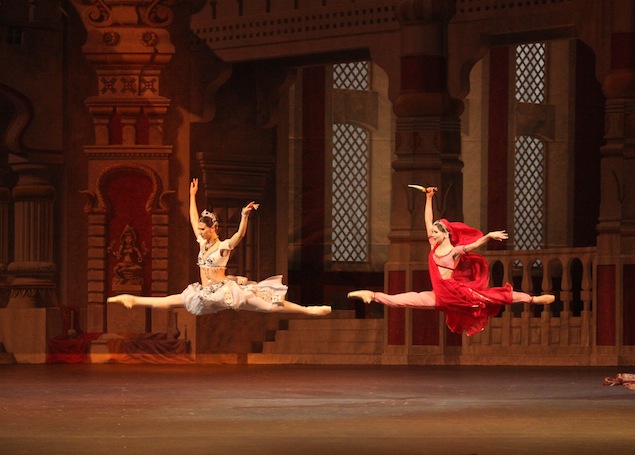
[330,61,371,263]
[331,124,369,262]
[513,136,544,250]
[513,43,547,250]
[333,61,370,91]
[515,42,546,104]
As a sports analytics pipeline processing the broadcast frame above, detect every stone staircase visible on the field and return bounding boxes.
[248,313,386,364]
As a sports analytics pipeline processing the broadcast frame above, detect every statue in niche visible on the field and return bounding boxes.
[108,225,147,292]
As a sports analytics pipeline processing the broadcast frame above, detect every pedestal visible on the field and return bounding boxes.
[0,307,61,363]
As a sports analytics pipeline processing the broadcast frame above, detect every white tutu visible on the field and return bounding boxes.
[181,275,288,315]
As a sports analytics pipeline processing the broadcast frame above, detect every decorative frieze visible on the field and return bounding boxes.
[191,0,399,52]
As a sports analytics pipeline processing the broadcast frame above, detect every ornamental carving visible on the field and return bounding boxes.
[108,224,147,289]
[81,163,172,214]
[141,31,158,47]
[73,0,180,28]
[102,31,120,46]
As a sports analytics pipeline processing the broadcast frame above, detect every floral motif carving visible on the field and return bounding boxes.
[102,30,120,46]
[73,0,180,28]
[141,31,158,47]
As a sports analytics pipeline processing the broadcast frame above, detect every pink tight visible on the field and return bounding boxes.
[373,290,533,309]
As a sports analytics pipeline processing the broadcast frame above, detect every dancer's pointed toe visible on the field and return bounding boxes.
[347,290,374,304]
[107,294,136,309]
[307,305,332,316]
[531,294,555,305]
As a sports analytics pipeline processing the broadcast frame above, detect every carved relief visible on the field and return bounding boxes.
[108,224,147,292]
[75,0,179,28]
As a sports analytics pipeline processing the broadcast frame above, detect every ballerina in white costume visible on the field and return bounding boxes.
[108,178,331,317]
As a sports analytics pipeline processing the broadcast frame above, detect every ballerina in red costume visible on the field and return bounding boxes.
[348,186,555,336]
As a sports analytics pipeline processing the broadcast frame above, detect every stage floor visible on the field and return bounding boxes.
[1,364,634,455]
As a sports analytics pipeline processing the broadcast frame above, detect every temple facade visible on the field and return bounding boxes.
[0,0,634,365]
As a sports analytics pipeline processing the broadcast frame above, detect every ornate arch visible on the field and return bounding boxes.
[81,162,173,214]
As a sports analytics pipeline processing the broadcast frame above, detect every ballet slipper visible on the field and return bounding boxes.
[531,294,555,305]
[107,294,136,309]
[306,305,332,316]
[347,290,374,304]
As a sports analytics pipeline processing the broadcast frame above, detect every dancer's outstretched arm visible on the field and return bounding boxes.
[463,230,508,253]
[189,178,201,237]
[226,201,259,249]
[424,187,437,237]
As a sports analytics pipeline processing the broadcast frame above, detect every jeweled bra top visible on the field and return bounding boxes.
[196,237,232,269]
[430,243,467,272]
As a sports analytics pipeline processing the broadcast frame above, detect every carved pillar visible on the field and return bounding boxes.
[596,0,635,350]
[71,0,176,332]
[385,0,462,351]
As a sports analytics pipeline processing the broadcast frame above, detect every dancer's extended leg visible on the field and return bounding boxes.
[245,295,331,316]
[348,290,436,309]
[511,291,555,305]
[531,294,555,305]
[107,294,184,309]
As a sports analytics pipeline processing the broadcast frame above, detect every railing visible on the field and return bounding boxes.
[460,247,595,363]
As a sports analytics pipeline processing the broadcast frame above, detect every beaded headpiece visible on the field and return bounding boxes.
[200,209,219,226]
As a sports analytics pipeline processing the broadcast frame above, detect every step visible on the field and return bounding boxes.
[286,318,383,331]
[247,353,412,365]
[271,327,383,343]
[262,339,383,354]
[247,353,387,365]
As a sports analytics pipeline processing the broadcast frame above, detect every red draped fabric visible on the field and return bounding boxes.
[430,219,513,336]
[47,333,103,364]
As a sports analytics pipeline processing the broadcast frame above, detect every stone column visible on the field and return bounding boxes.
[596,0,635,352]
[385,0,462,351]
[6,162,58,308]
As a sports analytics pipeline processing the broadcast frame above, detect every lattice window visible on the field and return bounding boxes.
[515,42,546,103]
[513,42,547,250]
[333,61,370,91]
[331,124,369,262]
[513,136,544,250]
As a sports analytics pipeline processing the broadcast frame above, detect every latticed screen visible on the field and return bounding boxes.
[333,61,370,90]
[513,43,546,250]
[514,136,544,250]
[331,124,369,262]
[330,61,371,263]
[515,43,546,103]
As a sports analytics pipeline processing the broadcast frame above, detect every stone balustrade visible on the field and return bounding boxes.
[459,246,596,364]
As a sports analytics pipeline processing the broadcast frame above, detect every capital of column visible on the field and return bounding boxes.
[72,0,178,28]
[71,0,176,67]
[70,1,178,148]
[9,161,57,202]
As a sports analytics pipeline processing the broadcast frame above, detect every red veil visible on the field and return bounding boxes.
[430,219,513,336]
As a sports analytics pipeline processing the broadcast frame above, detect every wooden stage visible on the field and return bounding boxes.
[1,364,634,455]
